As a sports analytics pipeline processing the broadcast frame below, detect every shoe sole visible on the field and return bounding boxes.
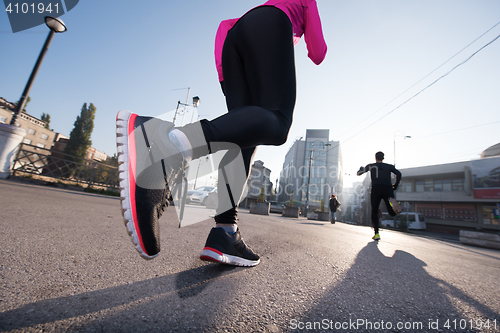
[116,110,158,260]
[389,198,402,214]
[200,247,260,267]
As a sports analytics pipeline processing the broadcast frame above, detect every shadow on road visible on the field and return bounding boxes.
[290,241,500,332]
[0,263,240,331]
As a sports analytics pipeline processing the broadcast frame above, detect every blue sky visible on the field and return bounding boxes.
[1,0,499,188]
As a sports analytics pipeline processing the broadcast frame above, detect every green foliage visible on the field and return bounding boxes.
[258,186,265,202]
[22,96,31,113]
[396,215,408,231]
[41,112,50,129]
[289,191,294,207]
[105,153,119,167]
[84,186,119,197]
[320,199,325,212]
[64,103,96,160]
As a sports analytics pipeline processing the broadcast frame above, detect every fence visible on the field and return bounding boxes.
[11,143,119,190]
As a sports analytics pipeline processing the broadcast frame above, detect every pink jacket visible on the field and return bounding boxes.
[215,0,327,82]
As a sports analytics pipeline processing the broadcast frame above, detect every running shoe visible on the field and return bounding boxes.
[372,233,381,240]
[116,110,185,259]
[200,228,260,267]
[388,197,402,214]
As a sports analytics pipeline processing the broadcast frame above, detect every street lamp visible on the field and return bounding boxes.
[192,96,200,107]
[393,130,411,167]
[173,93,201,126]
[10,16,67,125]
[304,140,331,216]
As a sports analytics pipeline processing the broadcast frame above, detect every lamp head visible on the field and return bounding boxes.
[45,16,67,33]
[192,96,200,107]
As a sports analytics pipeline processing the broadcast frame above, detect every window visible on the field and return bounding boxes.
[443,179,451,191]
[482,205,499,225]
[434,180,443,192]
[415,181,424,192]
[27,128,36,135]
[424,179,434,192]
[0,115,6,123]
[400,181,412,192]
[36,143,45,148]
[40,133,49,140]
[452,179,464,191]
[23,138,31,144]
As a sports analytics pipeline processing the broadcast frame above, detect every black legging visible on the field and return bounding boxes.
[370,184,397,234]
[198,6,297,223]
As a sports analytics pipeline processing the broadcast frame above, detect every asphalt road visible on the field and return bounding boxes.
[1,179,499,332]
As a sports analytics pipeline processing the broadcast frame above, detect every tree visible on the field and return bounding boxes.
[258,186,266,202]
[21,96,31,113]
[41,113,50,129]
[105,153,119,167]
[64,103,96,160]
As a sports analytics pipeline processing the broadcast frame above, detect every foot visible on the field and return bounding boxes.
[372,233,381,240]
[116,110,185,259]
[388,197,402,214]
[200,228,260,267]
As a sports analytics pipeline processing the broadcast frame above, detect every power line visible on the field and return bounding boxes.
[414,120,500,139]
[341,31,500,144]
[337,20,500,143]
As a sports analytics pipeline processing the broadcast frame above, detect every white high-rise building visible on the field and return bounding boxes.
[278,129,343,210]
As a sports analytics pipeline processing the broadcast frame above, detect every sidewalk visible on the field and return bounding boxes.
[409,229,460,242]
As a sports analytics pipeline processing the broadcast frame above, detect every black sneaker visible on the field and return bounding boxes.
[200,228,260,267]
[116,110,184,259]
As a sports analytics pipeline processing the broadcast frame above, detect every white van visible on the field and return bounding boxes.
[380,212,426,230]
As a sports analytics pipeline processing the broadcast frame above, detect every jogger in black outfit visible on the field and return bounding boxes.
[357,152,402,240]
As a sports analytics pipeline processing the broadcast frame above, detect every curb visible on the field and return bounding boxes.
[459,230,500,250]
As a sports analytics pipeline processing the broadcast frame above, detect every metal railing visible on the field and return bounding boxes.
[11,143,119,190]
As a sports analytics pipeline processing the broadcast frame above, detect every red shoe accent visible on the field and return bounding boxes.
[200,247,223,262]
[127,113,148,256]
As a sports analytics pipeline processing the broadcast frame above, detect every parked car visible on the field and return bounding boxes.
[381,212,426,230]
[186,186,217,206]
[269,201,284,214]
[380,213,395,228]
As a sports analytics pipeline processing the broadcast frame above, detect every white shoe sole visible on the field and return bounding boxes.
[116,110,158,260]
[200,248,260,267]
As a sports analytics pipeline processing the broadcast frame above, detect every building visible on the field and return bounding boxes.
[394,151,500,233]
[1,98,110,171]
[278,129,343,211]
[341,181,365,222]
[51,135,109,163]
[1,98,56,150]
[239,160,272,208]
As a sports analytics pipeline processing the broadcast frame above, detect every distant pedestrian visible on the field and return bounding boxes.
[329,194,340,224]
[357,151,402,240]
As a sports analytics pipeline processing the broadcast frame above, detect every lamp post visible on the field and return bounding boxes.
[173,94,201,126]
[393,130,411,167]
[10,16,67,125]
[304,141,331,216]
[193,155,209,189]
